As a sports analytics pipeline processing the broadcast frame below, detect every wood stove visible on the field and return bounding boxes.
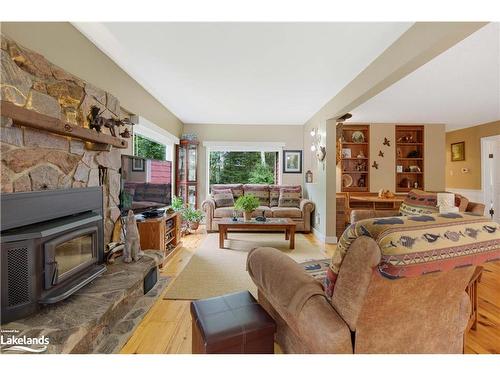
[0,187,106,323]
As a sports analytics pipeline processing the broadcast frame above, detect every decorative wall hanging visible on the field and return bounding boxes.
[310,128,326,162]
[383,137,391,147]
[378,150,384,157]
[451,141,465,161]
[305,170,313,183]
[283,150,303,173]
[87,105,134,138]
[372,161,379,169]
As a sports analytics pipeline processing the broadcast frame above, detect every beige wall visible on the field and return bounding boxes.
[446,121,500,190]
[0,22,183,137]
[183,123,304,204]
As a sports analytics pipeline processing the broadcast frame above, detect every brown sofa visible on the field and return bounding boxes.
[247,214,500,353]
[202,184,315,232]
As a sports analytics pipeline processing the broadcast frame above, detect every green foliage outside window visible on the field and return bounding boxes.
[134,134,166,160]
[209,151,277,186]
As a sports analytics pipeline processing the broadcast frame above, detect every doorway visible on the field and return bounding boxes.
[481,135,500,223]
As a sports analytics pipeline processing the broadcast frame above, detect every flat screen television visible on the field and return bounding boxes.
[119,155,172,214]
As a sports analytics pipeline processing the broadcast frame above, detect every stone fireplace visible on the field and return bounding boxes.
[1,33,132,243]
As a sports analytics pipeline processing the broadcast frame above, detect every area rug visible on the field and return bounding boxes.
[163,232,328,300]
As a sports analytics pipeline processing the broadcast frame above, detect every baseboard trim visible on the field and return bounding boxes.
[312,227,337,244]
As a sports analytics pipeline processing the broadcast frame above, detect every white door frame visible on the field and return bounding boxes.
[481,135,500,222]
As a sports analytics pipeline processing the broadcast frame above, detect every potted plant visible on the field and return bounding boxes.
[234,194,260,222]
[171,195,185,212]
[182,206,204,230]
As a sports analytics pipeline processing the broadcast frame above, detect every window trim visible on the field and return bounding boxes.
[203,141,285,198]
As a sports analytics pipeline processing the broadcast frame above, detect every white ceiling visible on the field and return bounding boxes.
[351,22,500,131]
[74,22,412,125]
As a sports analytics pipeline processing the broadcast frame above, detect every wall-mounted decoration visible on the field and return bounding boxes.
[341,148,352,159]
[378,150,384,157]
[451,141,465,161]
[283,150,302,173]
[87,105,133,138]
[132,157,145,172]
[305,170,313,183]
[310,128,326,162]
[372,161,379,169]
[383,137,391,147]
[351,131,365,143]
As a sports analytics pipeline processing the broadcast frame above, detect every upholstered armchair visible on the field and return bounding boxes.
[247,214,500,353]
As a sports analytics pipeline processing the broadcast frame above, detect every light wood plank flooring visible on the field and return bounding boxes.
[120,227,500,354]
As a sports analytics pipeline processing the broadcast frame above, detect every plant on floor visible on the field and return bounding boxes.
[182,206,204,230]
[234,194,260,221]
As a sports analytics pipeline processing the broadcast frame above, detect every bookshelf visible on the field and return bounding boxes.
[340,125,370,192]
[395,125,425,192]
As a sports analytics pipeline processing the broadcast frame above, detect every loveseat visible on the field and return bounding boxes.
[247,212,500,353]
[202,184,315,232]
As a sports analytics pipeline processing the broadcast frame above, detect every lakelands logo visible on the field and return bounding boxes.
[1,329,49,353]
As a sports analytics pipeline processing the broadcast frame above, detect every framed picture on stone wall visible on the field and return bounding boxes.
[132,157,145,171]
[283,150,302,174]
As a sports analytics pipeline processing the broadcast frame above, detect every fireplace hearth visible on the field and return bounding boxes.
[1,187,106,323]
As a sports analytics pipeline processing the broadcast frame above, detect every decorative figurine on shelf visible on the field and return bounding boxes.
[397,147,402,158]
[355,160,367,171]
[378,189,395,199]
[414,181,419,189]
[357,176,366,188]
[356,150,366,159]
[124,210,143,263]
[119,128,132,138]
[87,105,134,138]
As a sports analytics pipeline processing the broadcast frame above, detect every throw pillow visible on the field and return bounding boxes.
[399,189,439,216]
[243,184,270,206]
[270,185,301,207]
[278,188,301,208]
[212,189,235,208]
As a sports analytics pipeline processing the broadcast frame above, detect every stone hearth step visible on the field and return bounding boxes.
[1,251,168,354]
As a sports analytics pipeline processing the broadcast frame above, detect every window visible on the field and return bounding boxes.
[209,151,279,186]
[134,134,166,160]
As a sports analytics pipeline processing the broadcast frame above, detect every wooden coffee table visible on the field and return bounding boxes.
[218,217,296,249]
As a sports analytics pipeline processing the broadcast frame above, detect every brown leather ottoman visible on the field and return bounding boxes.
[190,291,276,354]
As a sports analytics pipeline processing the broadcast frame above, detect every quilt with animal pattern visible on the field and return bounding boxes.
[324,212,500,298]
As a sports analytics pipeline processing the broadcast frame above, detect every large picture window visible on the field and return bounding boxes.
[209,151,279,186]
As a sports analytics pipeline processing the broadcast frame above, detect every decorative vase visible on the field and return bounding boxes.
[189,221,200,230]
[243,211,252,222]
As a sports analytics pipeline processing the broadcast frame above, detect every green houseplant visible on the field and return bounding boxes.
[171,195,185,212]
[234,194,260,221]
[182,206,204,230]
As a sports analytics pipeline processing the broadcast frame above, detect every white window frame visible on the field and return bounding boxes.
[203,141,286,198]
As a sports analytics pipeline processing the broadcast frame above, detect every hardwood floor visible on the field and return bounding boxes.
[120,227,500,354]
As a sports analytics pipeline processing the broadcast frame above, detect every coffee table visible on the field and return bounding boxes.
[218,217,296,249]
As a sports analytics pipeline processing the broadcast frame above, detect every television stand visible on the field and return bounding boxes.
[136,211,182,267]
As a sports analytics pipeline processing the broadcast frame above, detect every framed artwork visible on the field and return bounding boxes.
[341,148,351,159]
[132,157,145,171]
[283,150,302,174]
[396,165,403,173]
[451,142,465,161]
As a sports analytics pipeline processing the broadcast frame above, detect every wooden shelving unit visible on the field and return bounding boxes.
[340,125,370,192]
[395,125,425,192]
[137,212,183,267]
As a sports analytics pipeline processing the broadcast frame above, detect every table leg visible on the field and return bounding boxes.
[219,227,225,248]
[289,226,295,250]
[285,227,289,240]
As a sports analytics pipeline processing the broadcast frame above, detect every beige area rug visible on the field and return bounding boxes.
[164,232,328,300]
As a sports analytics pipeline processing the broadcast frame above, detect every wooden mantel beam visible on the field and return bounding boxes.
[1,100,128,149]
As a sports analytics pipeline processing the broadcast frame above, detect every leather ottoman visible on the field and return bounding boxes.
[190,291,276,354]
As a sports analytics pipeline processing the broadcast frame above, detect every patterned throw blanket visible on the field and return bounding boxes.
[324,212,500,298]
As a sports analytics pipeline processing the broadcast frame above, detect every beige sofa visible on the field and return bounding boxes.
[202,184,315,232]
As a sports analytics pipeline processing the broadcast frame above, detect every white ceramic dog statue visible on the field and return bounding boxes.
[124,210,143,263]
